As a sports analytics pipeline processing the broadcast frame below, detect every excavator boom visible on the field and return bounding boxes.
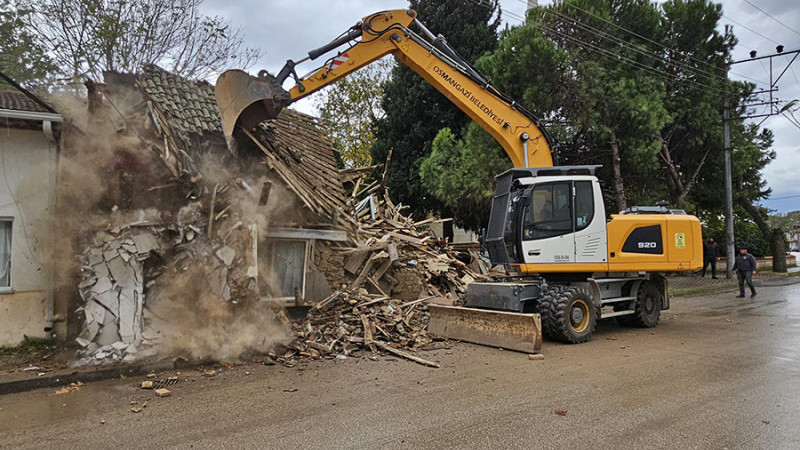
[215,9,552,168]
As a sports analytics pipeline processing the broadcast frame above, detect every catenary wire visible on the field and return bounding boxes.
[742,0,800,38]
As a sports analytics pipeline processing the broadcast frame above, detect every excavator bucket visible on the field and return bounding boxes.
[427,305,542,353]
[214,69,291,150]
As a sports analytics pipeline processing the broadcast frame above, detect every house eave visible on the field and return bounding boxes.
[0,108,63,123]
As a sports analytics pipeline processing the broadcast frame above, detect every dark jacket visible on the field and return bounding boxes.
[732,253,757,272]
[703,241,720,260]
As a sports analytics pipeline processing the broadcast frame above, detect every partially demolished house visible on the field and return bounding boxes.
[65,65,356,362]
[134,64,350,301]
[48,64,486,366]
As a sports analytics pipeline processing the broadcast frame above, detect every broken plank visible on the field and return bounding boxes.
[399,295,437,309]
[360,314,373,345]
[389,232,426,245]
[350,254,380,291]
[372,258,393,282]
[372,341,439,368]
[366,276,388,297]
[259,180,272,206]
[344,249,369,275]
[315,291,342,310]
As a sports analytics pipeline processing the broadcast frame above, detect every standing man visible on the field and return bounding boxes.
[731,246,757,298]
[701,237,721,279]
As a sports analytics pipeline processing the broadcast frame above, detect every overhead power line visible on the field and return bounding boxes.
[471,0,725,94]
[742,0,800,38]
[561,1,726,74]
[722,13,781,45]
[508,0,768,88]
[541,7,727,85]
[766,193,800,201]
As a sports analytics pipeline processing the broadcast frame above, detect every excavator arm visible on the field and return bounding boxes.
[215,9,553,168]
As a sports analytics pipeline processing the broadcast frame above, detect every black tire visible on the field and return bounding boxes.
[619,280,663,328]
[539,285,596,344]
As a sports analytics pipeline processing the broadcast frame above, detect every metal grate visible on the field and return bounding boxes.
[152,377,180,390]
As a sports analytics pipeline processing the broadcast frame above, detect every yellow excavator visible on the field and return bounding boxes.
[215,9,703,352]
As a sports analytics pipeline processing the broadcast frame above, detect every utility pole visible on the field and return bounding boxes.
[723,38,800,276]
[723,65,735,279]
[723,26,735,279]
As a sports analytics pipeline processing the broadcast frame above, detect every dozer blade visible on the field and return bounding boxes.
[214,69,291,150]
[427,305,542,353]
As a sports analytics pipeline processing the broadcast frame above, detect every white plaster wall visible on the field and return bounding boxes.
[0,126,57,345]
[428,222,479,244]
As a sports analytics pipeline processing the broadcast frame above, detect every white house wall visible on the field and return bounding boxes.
[0,127,58,345]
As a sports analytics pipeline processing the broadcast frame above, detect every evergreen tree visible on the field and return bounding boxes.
[371,0,500,221]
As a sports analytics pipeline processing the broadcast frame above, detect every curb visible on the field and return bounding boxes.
[0,359,180,396]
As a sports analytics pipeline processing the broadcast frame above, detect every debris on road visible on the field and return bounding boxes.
[528,354,545,361]
[54,381,85,395]
[141,381,154,389]
[154,388,171,397]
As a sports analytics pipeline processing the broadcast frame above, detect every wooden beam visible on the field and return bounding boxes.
[265,227,348,242]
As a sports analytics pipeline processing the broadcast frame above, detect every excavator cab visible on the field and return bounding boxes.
[486,167,608,269]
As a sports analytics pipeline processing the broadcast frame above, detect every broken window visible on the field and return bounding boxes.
[0,219,11,290]
[263,240,307,299]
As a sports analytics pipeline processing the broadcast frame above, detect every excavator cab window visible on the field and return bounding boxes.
[574,180,594,231]
[523,182,572,240]
[521,180,594,241]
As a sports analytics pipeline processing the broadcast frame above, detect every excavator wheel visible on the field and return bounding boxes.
[539,285,596,344]
[618,280,663,328]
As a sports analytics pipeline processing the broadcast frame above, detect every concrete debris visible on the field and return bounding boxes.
[141,381,154,389]
[154,388,171,397]
[74,205,261,364]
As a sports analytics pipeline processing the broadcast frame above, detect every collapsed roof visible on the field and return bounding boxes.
[133,64,347,219]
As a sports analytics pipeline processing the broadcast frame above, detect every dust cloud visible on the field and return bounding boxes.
[145,263,290,361]
[49,86,303,363]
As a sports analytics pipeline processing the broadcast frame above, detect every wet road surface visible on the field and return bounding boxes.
[2,282,800,449]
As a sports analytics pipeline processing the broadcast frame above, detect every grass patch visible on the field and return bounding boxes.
[670,284,739,298]
[0,336,57,357]
[755,270,800,277]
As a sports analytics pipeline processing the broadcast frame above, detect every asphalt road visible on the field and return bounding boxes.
[2,281,800,449]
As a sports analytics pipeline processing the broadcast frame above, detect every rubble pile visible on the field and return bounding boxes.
[74,203,261,365]
[279,189,490,367]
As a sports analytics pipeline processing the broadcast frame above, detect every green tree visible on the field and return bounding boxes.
[27,0,258,81]
[371,0,501,222]
[420,126,508,231]
[315,58,392,168]
[0,0,55,88]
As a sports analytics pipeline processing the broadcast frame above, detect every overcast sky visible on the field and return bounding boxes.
[200,0,800,213]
